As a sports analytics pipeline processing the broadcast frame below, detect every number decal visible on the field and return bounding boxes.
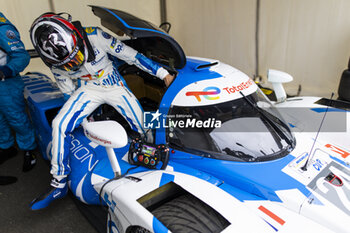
[313,159,324,171]
[115,44,123,53]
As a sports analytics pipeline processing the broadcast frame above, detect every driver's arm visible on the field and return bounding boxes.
[97,28,172,83]
[0,24,30,78]
[51,68,76,101]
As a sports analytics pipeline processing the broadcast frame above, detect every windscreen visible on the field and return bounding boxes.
[167,89,295,162]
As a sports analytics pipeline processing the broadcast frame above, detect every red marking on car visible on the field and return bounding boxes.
[325,144,350,159]
[223,79,254,94]
[258,205,285,226]
[86,131,111,145]
[186,87,220,102]
[186,91,213,101]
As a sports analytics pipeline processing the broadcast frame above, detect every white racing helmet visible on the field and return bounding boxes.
[30,13,86,71]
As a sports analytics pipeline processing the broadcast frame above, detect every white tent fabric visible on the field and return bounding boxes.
[167,0,350,97]
[259,0,350,97]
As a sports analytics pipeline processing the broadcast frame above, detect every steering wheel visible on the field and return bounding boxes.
[128,137,169,170]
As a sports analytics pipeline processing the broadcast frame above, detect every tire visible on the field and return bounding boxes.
[71,194,107,233]
[127,226,151,233]
[152,194,229,233]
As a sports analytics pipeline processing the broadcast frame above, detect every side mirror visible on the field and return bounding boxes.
[84,120,127,148]
[267,69,293,102]
[83,120,128,177]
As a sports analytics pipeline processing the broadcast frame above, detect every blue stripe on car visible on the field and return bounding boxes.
[103,8,169,37]
[159,173,174,187]
[173,152,311,202]
[330,155,350,168]
[311,108,347,113]
[263,220,278,232]
[152,217,168,233]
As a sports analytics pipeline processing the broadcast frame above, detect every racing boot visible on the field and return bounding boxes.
[0,146,18,164]
[30,177,68,210]
[22,150,37,172]
[0,176,17,185]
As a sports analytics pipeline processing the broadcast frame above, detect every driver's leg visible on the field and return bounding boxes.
[30,86,101,210]
[106,86,153,142]
[50,86,101,178]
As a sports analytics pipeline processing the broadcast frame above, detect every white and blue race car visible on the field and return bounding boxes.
[23,5,350,233]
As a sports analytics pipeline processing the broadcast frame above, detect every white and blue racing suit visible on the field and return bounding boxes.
[50,27,169,178]
[0,12,36,151]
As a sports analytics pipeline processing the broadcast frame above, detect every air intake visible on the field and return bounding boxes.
[194,61,219,71]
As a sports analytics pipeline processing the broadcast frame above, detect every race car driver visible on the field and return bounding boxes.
[29,13,174,210]
[0,12,37,173]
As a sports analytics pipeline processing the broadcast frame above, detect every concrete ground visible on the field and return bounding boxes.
[0,150,98,233]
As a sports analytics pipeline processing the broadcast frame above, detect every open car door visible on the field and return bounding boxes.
[90,5,186,70]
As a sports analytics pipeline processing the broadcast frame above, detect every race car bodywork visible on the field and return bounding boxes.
[23,5,350,233]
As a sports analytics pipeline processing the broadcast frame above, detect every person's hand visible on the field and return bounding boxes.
[164,74,175,87]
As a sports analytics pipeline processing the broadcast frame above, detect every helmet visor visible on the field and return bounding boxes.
[58,48,85,71]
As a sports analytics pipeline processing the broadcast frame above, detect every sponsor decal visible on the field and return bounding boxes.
[56,78,66,82]
[85,27,96,34]
[289,152,308,169]
[186,86,220,102]
[85,130,111,145]
[7,41,19,45]
[102,31,111,39]
[312,158,325,171]
[70,135,98,172]
[81,69,104,80]
[0,17,7,23]
[6,30,16,39]
[289,151,329,177]
[90,55,104,66]
[223,79,254,94]
[295,153,308,165]
[325,144,350,159]
[143,110,221,129]
[110,38,116,48]
[56,46,79,66]
[10,45,24,51]
[97,70,104,78]
[114,44,123,53]
[94,48,100,56]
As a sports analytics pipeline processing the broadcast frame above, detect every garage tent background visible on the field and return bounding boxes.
[1,0,349,98]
